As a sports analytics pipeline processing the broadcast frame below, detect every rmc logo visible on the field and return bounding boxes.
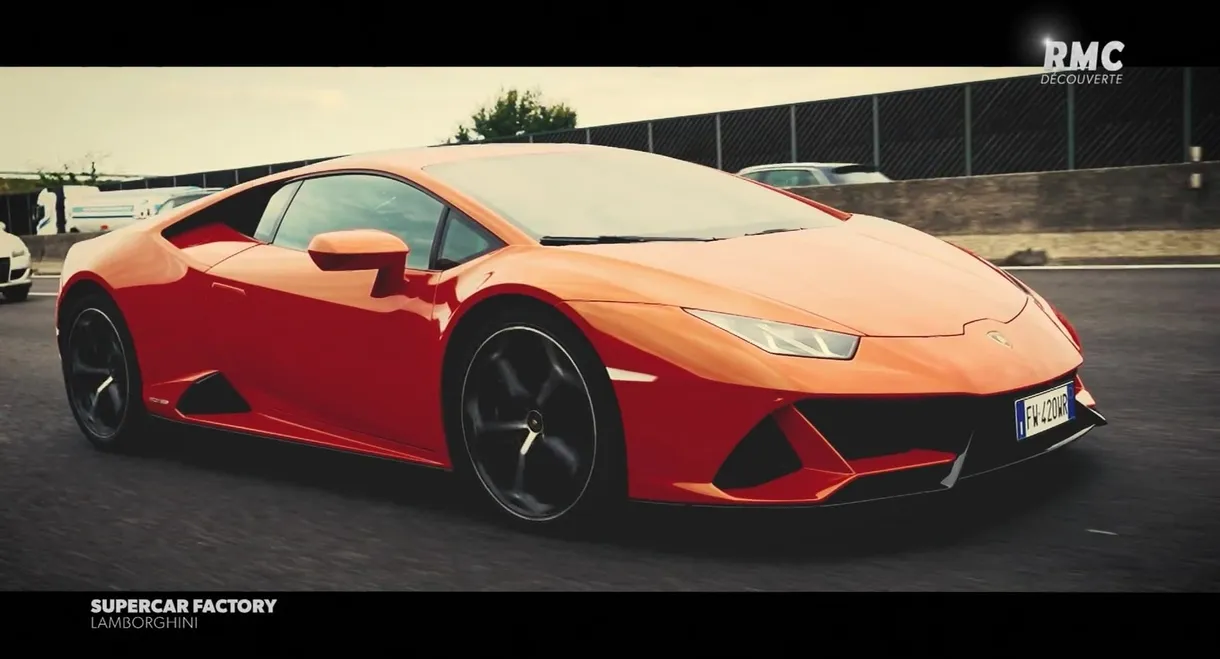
[1041,40,1124,85]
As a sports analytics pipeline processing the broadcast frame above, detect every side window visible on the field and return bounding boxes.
[437,209,502,269]
[760,169,817,188]
[739,171,765,181]
[253,181,301,242]
[164,180,299,239]
[272,174,446,270]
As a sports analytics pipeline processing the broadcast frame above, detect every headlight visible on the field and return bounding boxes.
[685,309,860,360]
[11,248,25,257]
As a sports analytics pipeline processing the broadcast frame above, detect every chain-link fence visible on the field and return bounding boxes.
[3,67,1216,236]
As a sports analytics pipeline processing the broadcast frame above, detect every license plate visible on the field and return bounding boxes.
[1014,382,1075,441]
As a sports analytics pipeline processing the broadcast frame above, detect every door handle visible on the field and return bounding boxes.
[212,282,246,296]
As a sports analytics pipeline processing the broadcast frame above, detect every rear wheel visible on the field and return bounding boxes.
[450,305,626,530]
[60,292,149,452]
[1,284,30,302]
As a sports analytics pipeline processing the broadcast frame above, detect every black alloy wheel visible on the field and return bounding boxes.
[1,284,30,302]
[457,311,623,527]
[61,294,148,451]
[66,308,130,441]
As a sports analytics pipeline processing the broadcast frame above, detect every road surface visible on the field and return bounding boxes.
[1,269,1217,590]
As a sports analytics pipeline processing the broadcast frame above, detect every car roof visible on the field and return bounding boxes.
[315,142,613,174]
[147,143,631,242]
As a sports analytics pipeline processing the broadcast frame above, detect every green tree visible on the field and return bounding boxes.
[0,177,42,194]
[1,154,109,195]
[450,88,577,143]
[36,159,100,188]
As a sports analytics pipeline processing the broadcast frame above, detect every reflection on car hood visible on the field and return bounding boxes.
[561,215,1029,337]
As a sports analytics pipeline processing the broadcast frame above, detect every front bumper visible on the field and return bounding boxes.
[568,298,1104,507]
[0,254,32,288]
[647,372,1105,508]
[786,376,1106,507]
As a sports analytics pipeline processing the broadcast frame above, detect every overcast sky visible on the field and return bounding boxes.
[0,67,1040,177]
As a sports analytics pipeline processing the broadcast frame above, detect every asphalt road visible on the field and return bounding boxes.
[2,270,1218,591]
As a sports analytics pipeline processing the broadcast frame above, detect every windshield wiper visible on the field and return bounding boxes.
[742,227,804,237]
[539,235,713,246]
[704,227,806,241]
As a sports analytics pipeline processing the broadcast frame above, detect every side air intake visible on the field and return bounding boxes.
[176,372,251,415]
[713,415,803,490]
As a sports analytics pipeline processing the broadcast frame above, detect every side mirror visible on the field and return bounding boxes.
[307,229,409,297]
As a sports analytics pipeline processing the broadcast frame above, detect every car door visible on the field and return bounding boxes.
[206,172,448,450]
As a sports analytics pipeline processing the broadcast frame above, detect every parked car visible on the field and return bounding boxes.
[737,162,891,188]
[154,188,224,215]
[0,220,33,302]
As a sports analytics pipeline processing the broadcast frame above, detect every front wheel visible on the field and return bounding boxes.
[451,305,626,530]
[59,292,150,452]
[1,284,30,302]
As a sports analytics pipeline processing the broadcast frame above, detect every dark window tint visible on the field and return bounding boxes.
[828,165,891,184]
[422,150,844,240]
[157,193,210,214]
[759,169,817,187]
[272,174,445,270]
[169,180,296,239]
[253,181,301,242]
[438,209,501,268]
[173,193,211,205]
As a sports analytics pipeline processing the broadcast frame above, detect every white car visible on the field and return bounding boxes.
[0,221,33,302]
[736,162,892,188]
[152,188,224,215]
[35,187,209,235]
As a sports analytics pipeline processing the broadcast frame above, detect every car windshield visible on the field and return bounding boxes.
[422,149,845,241]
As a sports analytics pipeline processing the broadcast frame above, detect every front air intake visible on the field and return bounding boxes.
[795,396,974,461]
[713,415,803,490]
[176,372,251,415]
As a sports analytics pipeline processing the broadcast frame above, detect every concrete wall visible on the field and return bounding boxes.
[16,161,1220,273]
[19,233,86,273]
[788,160,1220,264]
[789,161,1219,236]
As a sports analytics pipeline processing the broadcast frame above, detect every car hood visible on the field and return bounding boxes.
[0,231,27,255]
[561,215,1029,337]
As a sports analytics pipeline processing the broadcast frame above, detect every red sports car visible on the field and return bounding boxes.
[55,143,1107,528]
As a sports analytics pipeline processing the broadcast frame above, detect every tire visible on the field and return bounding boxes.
[59,291,150,452]
[447,304,627,532]
[2,284,30,302]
